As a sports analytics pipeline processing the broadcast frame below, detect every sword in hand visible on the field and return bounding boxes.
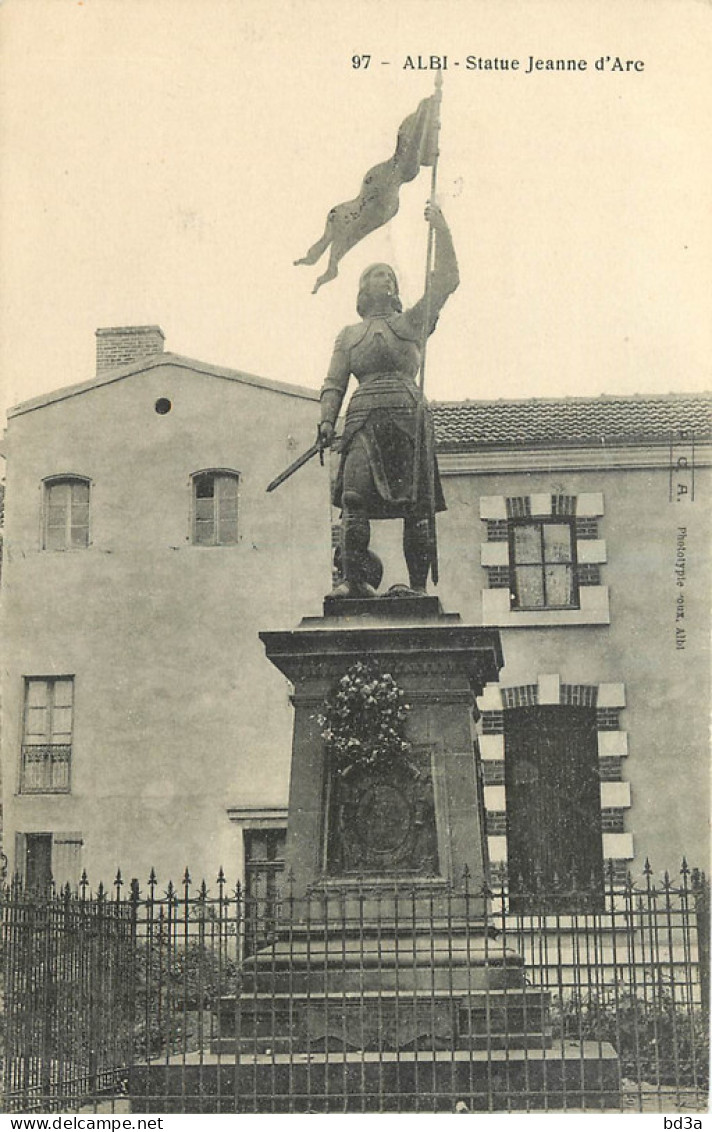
[266,425,334,493]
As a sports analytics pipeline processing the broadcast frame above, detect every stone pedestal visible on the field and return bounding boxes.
[260,595,504,915]
[213,598,528,1057]
[192,597,621,1108]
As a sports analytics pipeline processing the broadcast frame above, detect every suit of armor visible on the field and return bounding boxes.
[319,214,459,596]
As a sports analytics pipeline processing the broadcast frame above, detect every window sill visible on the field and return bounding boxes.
[17,788,71,796]
[482,586,610,627]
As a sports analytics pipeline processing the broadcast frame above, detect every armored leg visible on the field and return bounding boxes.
[403,516,431,594]
[331,443,383,599]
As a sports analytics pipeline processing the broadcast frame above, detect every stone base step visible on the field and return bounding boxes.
[212,989,551,1053]
[211,1032,554,1054]
[129,1042,620,1113]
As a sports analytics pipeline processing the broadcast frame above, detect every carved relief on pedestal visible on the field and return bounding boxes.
[326,746,439,876]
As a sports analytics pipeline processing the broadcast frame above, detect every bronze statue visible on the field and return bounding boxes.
[318,202,459,598]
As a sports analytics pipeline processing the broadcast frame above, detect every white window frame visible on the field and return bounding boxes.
[20,676,74,794]
[42,475,92,550]
[191,469,240,547]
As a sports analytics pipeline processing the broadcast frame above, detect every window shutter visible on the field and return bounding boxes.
[216,475,238,545]
[51,833,83,890]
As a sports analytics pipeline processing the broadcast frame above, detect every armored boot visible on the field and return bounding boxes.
[331,508,382,598]
[403,516,431,594]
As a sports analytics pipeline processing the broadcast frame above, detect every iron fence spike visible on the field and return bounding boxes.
[148,867,157,886]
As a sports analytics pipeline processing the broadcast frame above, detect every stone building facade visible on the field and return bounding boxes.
[431,394,711,892]
[0,327,328,888]
[1,328,709,896]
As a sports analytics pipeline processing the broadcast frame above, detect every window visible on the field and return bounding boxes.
[192,471,239,545]
[243,828,286,953]
[509,519,578,610]
[21,833,53,891]
[504,706,604,912]
[21,677,73,793]
[43,477,90,549]
[15,831,83,891]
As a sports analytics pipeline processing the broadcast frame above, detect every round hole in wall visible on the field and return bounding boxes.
[155,398,172,415]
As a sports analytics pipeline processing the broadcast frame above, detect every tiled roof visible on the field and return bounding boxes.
[432,393,712,450]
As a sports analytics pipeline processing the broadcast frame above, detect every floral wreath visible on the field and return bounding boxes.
[318,659,412,777]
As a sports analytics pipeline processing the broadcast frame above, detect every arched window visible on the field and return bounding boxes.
[43,477,91,550]
[192,470,239,546]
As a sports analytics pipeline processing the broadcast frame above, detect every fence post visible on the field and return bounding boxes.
[128,880,140,1071]
[692,869,709,1015]
[0,880,6,1111]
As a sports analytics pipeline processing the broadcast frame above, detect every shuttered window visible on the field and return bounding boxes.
[44,478,90,549]
[15,831,83,890]
[504,706,604,912]
[192,472,239,545]
[21,677,73,793]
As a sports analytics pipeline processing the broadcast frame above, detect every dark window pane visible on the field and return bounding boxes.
[25,834,53,891]
[195,475,215,499]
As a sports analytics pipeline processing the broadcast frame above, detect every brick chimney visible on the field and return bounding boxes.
[95,325,165,375]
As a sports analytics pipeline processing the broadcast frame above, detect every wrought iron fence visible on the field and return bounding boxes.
[1,861,708,1114]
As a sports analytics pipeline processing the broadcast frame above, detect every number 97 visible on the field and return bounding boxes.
[352,55,371,69]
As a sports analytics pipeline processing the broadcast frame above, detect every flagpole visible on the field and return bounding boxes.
[417,70,444,398]
[411,74,443,586]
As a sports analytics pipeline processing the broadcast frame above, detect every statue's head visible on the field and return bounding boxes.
[357,263,403,318]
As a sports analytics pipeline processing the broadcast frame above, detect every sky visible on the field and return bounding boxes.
[0,0,710,433]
